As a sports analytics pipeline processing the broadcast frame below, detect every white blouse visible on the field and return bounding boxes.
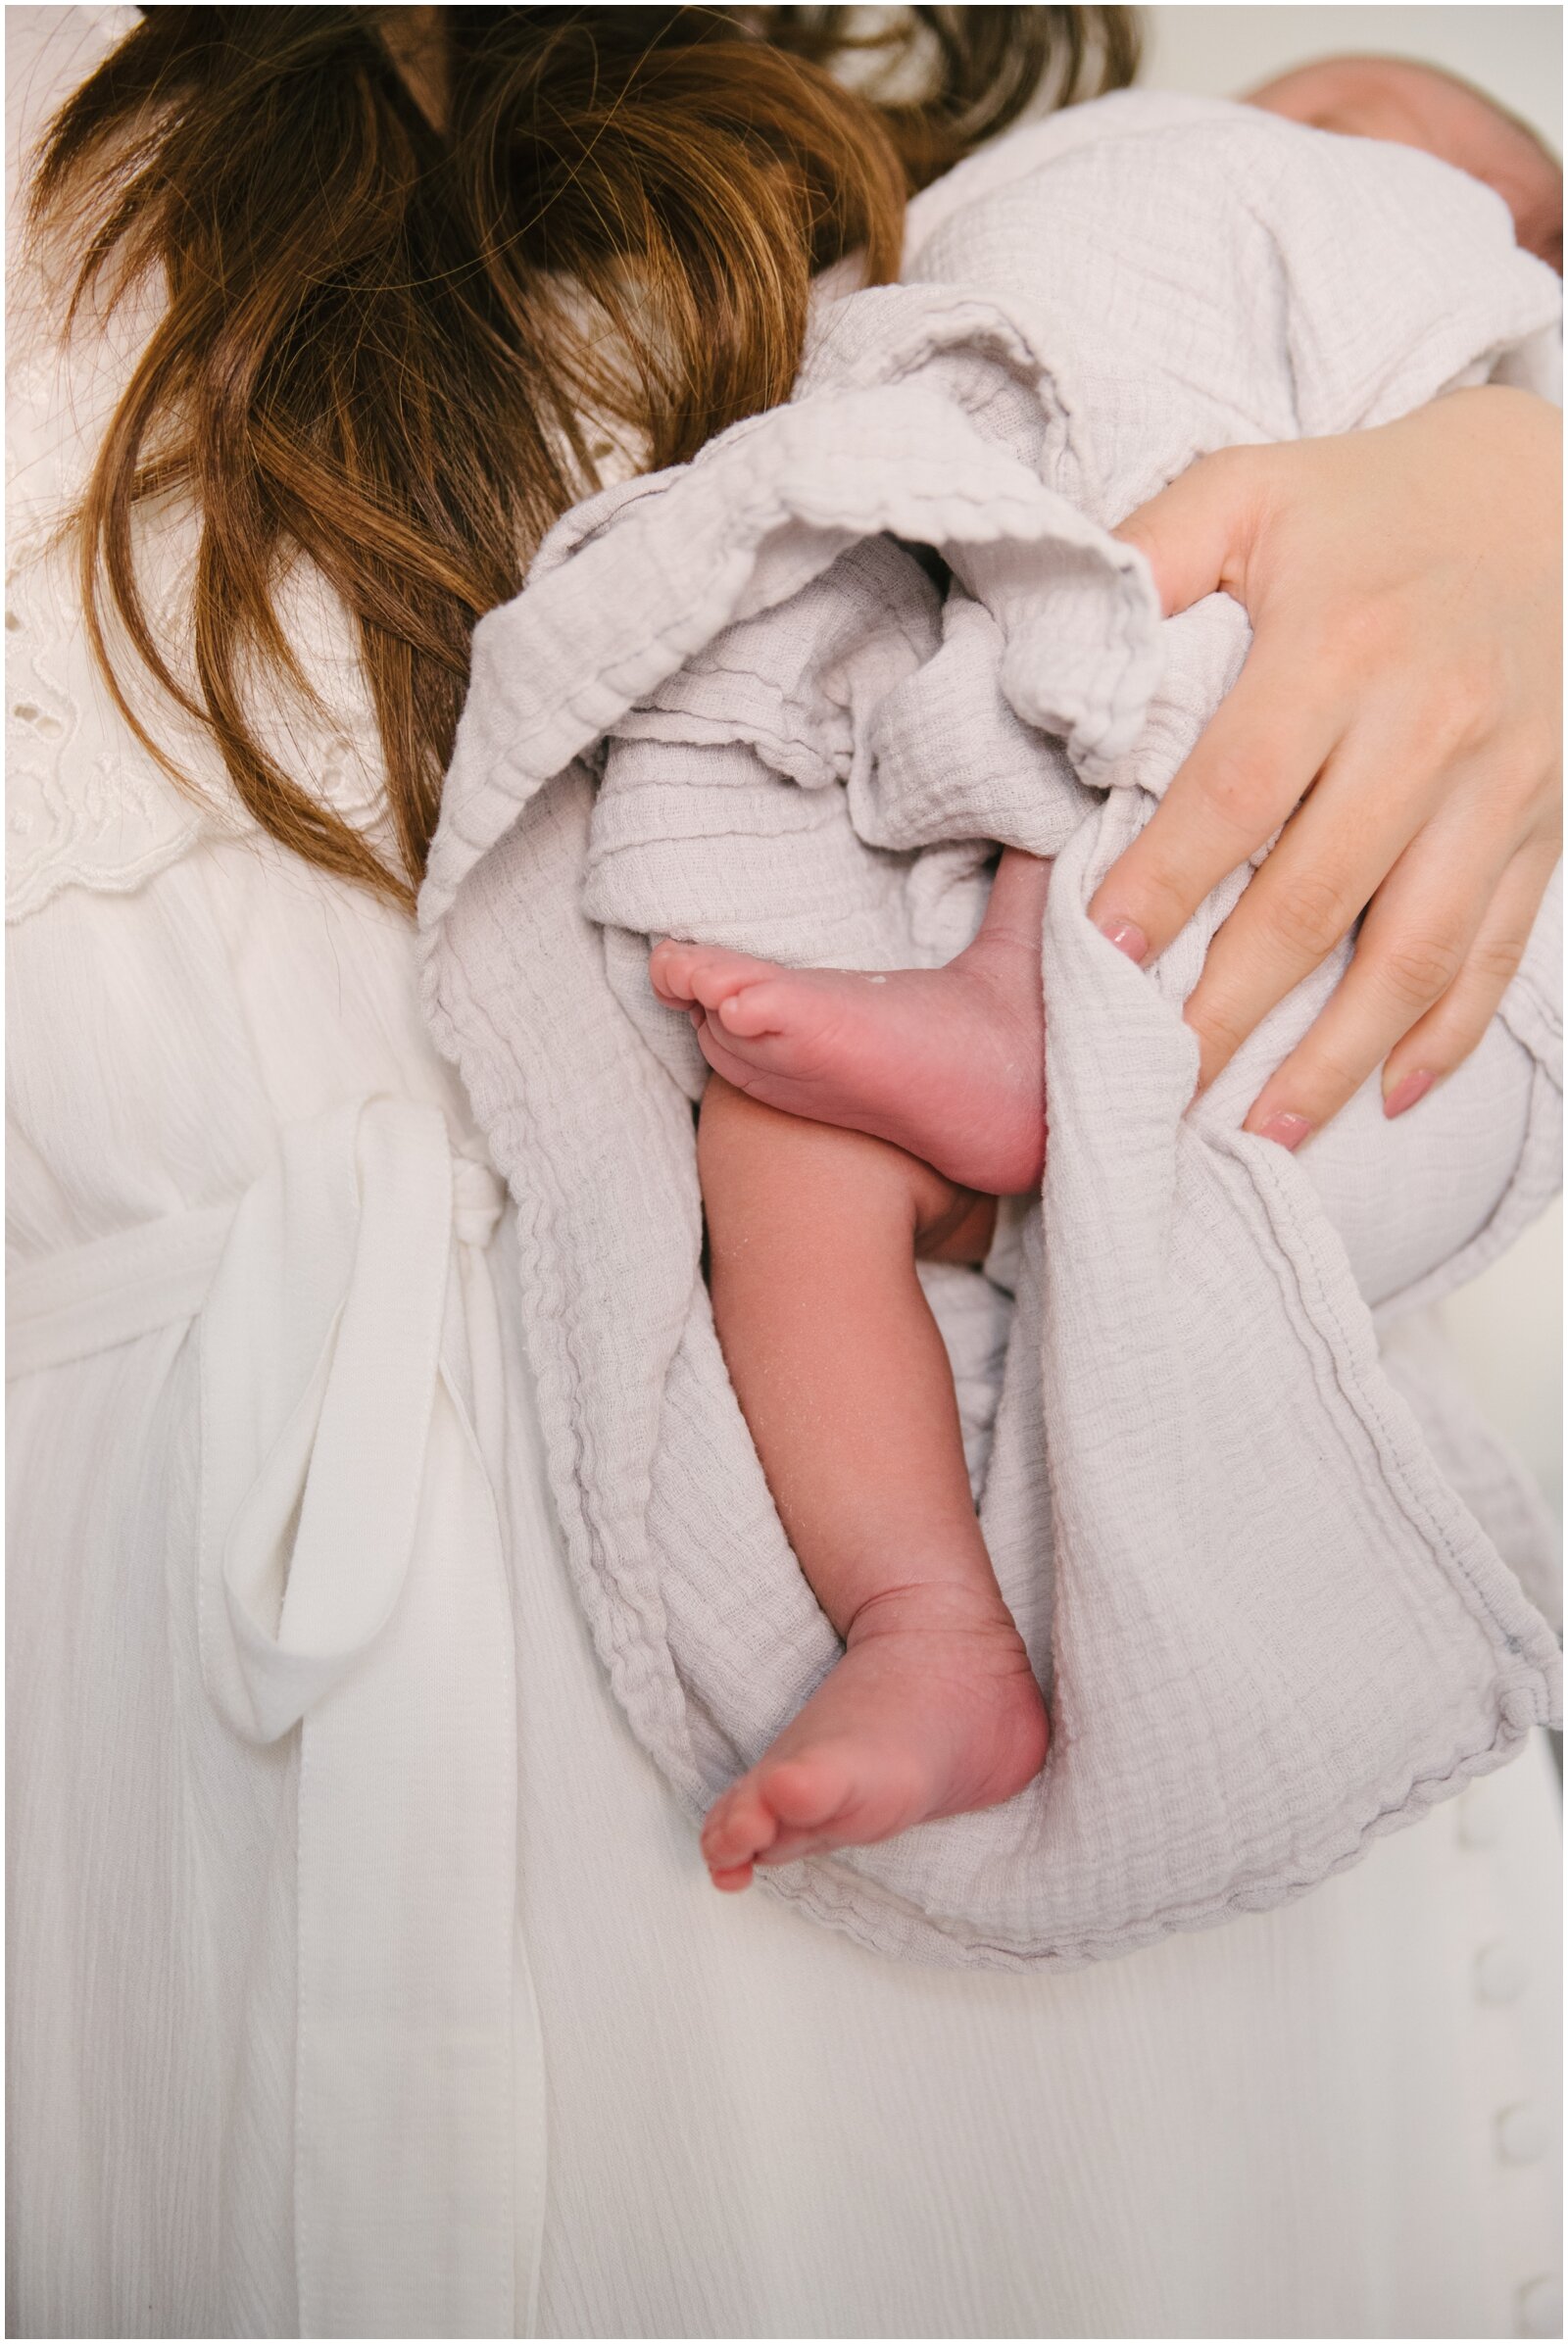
[7,11,1561,2338]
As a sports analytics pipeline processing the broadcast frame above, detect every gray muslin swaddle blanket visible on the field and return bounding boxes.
[421,94,1564,1968]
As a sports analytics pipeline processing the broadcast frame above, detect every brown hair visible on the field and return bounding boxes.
[33,6,1140,908]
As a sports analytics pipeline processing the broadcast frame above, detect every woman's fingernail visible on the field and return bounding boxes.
[1254,1111,1313,1151]
[1098,916,1149,963]
[1383,1067,1435,1120]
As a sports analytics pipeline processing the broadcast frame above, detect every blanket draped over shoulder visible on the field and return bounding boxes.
[420,94,1564,1969]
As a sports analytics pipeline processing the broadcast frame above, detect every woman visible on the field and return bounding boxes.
[7,8,1560,2336]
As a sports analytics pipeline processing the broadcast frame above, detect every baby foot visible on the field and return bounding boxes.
[699,1584,1049,1891]
[649,850,1050,1196]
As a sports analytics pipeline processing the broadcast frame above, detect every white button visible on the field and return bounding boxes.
[1475,1943,1530,2005]
[1496,2104,1548,2166]
[1458,1791,1505,1849]
[1517,2274,1562,2337]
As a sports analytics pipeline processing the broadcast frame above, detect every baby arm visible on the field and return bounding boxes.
[696,1076,1046,1890]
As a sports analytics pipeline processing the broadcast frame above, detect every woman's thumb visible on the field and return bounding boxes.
[1111,445,1264,619]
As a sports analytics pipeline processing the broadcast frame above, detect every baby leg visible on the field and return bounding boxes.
[698,1075,1048,1891]
[651,847,1050,1196]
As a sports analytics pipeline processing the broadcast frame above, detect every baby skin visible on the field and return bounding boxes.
[650,850,1052,1889]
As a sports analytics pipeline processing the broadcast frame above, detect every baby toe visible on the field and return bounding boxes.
[649,938,701,1006]
[714,980,788,1040]
[681,950,770,1013]
[707,1858,756,1893]
[701,1780,780,1874]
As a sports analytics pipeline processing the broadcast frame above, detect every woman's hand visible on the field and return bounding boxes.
[1088,385,1562,1148]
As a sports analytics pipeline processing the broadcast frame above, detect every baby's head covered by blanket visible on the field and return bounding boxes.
[422,95,1563,1969]
[1250,53,1562,269]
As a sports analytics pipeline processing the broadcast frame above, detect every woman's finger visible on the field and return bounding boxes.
[1178,728,1436,1093]
[1377,844,1560,1115]
[1109,444,1267,619]
[1087,644,1345,965]
[1237,818,1519,1146]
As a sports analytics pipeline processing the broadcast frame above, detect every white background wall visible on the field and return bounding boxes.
[1141,5,1562,144]
[1141,5,1563,1519]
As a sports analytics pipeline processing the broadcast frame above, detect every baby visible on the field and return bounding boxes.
[1247,54,1562,270]
[646,59,1560,1894]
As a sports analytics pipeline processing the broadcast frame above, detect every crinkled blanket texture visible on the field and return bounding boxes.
[421,93,1564,1969]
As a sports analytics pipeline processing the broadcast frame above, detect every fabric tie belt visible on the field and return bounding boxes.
[9,1098,542,2337]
